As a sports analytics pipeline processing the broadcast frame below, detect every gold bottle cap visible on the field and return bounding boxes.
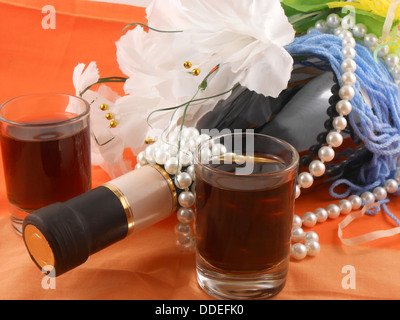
[24,224,55,269]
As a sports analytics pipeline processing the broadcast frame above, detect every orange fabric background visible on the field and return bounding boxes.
[1,0,400,300]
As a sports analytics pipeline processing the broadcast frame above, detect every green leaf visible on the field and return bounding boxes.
[341,10,386,38]
[281,0,330,13]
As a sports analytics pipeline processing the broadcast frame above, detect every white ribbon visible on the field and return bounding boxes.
[382,0,400,40]
[338,203,400,246]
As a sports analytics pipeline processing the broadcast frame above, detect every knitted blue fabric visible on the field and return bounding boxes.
[285,31,400,196]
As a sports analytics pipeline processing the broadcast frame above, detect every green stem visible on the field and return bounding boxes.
[121,22,183,36]
[79,77,127,97]
[146,83,239,126]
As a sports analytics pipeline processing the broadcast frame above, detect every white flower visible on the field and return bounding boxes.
[72,61,99,96]
[145,0,296,97]
[74,0,296,177]
[112,0,295,155]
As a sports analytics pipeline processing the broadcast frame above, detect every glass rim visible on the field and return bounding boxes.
[0,93,90,127]
[194,132,299,178]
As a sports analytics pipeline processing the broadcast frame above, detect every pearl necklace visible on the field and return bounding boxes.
[134,13,400,258]
[291,13,400,260]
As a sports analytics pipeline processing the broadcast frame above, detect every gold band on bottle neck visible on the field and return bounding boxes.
[103,183,135,235]
[104,165,177,235]
[149,164,178,213]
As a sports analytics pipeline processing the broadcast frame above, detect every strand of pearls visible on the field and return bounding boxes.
[135,126,206,250]
[290,177,400,260]
[296,14,360,200]
[291,13,400,260]
[311,13,399,82]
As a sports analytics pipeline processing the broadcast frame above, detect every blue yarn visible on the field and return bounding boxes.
[285,31,400,227]
[285,31,400,196]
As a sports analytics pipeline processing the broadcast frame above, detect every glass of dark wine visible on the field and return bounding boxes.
[0,93,91,235]
[194,131,299,299]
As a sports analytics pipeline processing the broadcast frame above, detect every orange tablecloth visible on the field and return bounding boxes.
[1,0,400,300]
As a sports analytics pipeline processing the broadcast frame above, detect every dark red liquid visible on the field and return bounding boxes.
[0,124,91,216]
[195,156,295,272]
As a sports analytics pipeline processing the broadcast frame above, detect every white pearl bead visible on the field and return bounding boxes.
[293,215,302,228]
[342,46,356,59]
[191,181,196,195]
[306,240,320,257]
[385,54,400,69]
[385,179,399,193]
[178,191,195,208]
[134,163,142,170]
[334,27,345,37]
[136,151,148,166]
[373,186,387,201]
[182,127,199,140]
[341,15,355,30]
[378,45,390,58]
[177,207,194,224]
[304,231,319,243]
[392,66,400,81]
[339,85,355,100]
[364,33,378,47]
[298,172,314,189]
[186,165,195,181]
[179,151,193,167]
[315,19,328,33]
[314,208,328,223]
[336,99,352,115]
[291,243,307,260]
[165,143,178,156]
[342,36,356,48]
[295,184,301,199]
[361,191,375,204]
[187,139,197,153]
[352,23,367,38]
[175,172,192,189]
[145,145,157,163]
[302,211,317,227]
[341,30,353,39]
[348,195,362,210]
[340,71,357,86]
[338,199,353,214]
[326,131,343,148]
[327,204,341,219]
[176,236,195,250]
[199,147,212,164]
[326,13,340,28]
[309,160,325,177]
[341,58,357,73]
[333,116,348,131]
[196,134,211,146]
[154,148,170,165]
[164,157,182,175]
[211,143,227,156]
[174,222,191,237]
[168,133,178,144]
[291,226,304,242]
[318,146,335,162]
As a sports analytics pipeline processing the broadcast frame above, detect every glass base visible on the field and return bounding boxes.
[196,255,288,300]
[9,204,31,236]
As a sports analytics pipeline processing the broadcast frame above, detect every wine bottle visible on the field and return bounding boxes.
[22,164,177,276]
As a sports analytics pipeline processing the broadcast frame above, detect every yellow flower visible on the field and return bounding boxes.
[328,0,400,21]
